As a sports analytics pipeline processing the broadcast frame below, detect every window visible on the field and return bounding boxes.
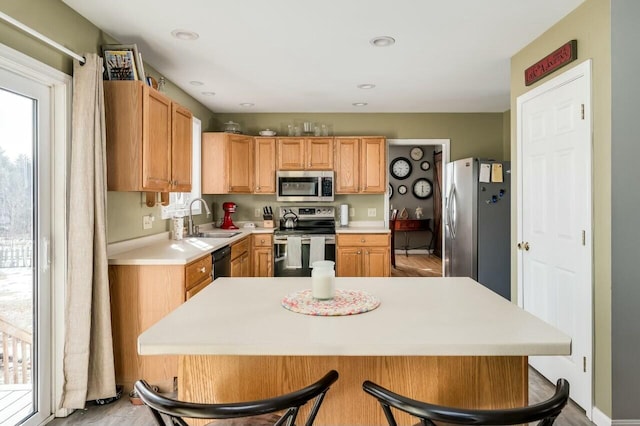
[160,117,202,219]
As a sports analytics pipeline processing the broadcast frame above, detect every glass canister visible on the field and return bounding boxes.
[311,260,335,300]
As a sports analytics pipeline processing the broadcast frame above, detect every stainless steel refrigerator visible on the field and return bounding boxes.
[444,158,511,299]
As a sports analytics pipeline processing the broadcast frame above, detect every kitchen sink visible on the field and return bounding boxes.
[195,231,241,239]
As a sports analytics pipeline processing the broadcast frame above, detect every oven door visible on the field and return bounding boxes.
[274,235,336,277]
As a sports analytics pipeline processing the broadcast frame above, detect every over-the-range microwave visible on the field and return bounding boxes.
[276,170,334,202]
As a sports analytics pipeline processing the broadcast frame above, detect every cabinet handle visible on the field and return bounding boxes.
[361,239,365,243]
[357,250,361,254]
[200,267,206,273]
[261,239,265,243]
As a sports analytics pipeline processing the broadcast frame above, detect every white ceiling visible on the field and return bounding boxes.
[63,0,584,113]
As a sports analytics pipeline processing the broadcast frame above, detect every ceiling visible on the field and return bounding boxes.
[63,0,584,113]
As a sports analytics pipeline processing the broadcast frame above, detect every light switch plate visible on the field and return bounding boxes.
[142,215,153,229]
[368,208,376,217]
[255,208,261,217]
[349,208,355,217]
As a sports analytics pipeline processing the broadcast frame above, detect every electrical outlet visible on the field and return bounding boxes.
[142,215,153,229]
[368,208,377,217]
[255,208,261,218]
[349,207,355,217]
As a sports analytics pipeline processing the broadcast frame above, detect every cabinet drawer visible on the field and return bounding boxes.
[231,237,250,259]
[337,233,389,247]
[186,278,212,300]
[253,234,273,248]
[185,255,212,290]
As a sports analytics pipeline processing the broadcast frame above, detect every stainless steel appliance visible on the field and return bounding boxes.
[274,206,336,277]
[276,171,334,202]
[444,158,511,299]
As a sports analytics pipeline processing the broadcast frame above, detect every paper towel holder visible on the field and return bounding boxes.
[340,204,349,227]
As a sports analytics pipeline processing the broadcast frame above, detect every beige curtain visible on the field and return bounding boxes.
[61,53,116,408]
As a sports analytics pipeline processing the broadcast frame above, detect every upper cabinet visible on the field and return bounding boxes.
[104,80,192,192]
[335,137,386,194]
[202,132,254,194]
[277,137,333,170]
[254,137,276,194]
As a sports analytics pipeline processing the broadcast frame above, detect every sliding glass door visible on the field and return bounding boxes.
[0,66,52,426]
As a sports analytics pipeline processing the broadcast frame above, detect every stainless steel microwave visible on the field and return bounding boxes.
[276,171,334,202]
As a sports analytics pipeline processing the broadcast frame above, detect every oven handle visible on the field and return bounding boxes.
[274,236,336,245]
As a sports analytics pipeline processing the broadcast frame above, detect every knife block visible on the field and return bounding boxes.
[263,220,274,228]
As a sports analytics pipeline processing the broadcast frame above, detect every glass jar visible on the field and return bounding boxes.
[157,77,166,93]
[311,260,335,300]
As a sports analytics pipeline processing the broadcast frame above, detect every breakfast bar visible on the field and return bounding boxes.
[138,277,570,426]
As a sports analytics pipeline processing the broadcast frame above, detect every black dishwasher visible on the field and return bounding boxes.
[211,246,231,279]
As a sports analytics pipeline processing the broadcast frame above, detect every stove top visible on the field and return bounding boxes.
[275,205,336,235]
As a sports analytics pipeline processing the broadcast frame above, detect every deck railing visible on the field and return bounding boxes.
[0,239,32,268]
[0,317,32,385]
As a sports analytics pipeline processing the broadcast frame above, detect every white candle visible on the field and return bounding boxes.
[311,261,335,300]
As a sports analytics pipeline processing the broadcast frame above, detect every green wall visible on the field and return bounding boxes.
[510,0,611,415]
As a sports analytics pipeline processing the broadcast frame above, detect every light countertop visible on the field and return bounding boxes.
[108,227,274,265]
[138,277,571,357]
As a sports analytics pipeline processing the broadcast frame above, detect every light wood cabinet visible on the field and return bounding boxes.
[252,234,273,277]
[104,80,192,192]
[254,137,276,193]
[230,236,251,277]
[335,137,386,193]
[108,253,212,392]
[202,132,254,194]
[336,233,390,277]
[277,137,333,170]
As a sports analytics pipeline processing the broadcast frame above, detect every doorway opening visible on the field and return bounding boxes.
[386,139,450,277]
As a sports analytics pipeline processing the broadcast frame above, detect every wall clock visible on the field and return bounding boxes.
[410,146,424,161]
[412,178,433,199]
[420,160,431,171]
[388,183,393,199]
[398,185,407,195]
[390,157,412,180]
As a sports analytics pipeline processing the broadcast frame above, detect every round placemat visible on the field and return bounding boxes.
[281,289,380,316]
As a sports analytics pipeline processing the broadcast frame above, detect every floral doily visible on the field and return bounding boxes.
[281,289,380,316]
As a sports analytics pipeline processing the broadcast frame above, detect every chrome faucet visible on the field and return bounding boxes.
[187,198,211,236]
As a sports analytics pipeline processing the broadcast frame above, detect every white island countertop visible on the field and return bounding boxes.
[138,277,571,357]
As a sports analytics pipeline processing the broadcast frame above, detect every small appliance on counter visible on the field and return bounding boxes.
[220,202,239,229]
[340,204,349,227]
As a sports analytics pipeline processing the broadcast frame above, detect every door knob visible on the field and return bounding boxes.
[518,242,530,251]
[523,242,530,251]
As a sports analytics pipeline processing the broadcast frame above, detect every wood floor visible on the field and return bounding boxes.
[45,256,594,426]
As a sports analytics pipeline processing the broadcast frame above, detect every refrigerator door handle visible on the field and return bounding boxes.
[449,184,457,239]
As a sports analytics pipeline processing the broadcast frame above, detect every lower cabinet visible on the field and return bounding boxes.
[108,254,212,392]
[252,234,273,277]
[230,236,251,277]
[336,233,391,277]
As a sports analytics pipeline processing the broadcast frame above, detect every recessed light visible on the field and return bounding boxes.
[201,91,216,96]
[239,103,254,107]
[357,84,376,89]
[171,29,199,40]
[370,36,395,47]
[189,81,204,86]
[352,102,368,107]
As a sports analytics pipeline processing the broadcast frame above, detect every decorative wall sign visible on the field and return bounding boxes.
[524,40,577,86]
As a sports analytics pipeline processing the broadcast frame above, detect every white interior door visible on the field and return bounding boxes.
[517,60,593,413]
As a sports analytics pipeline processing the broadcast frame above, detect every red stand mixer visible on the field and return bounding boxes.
[220,202,239,229]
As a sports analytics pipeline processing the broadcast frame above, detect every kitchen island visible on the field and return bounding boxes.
[138,277,570,426]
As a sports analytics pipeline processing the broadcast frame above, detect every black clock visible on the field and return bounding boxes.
[420,160,431,171]
[390,157,412,180]
[412,178,433,199]
[398,185,407,195]
[388,183,393,199]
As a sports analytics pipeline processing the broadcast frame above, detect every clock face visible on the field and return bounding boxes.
[398,185,407,195]
[412,178,433,199]
[390,157,412,180]
[410,147,424,161]
[420,160,431,171]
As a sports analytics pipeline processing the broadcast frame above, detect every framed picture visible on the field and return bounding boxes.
[101,44,145,81]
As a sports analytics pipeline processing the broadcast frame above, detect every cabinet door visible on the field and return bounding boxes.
[363,247,390,277]
[336,247,362,277]
[240,252,251,277]
[334,138,360,193]
[230,256,242,277]
[143,88,172,191]
[253,248,273,277]
[307,138,333,170]
[277,138,305,170]
[228,135,254,192]
[360,137,386,193]
[170,103,193,192]
[255,138,276,193]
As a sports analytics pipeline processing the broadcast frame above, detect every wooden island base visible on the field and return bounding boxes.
[178,355,528,426]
